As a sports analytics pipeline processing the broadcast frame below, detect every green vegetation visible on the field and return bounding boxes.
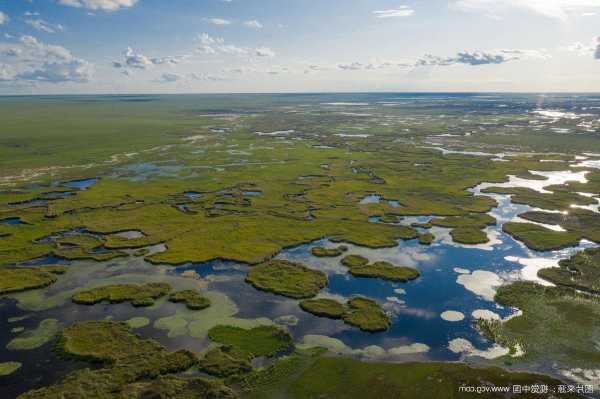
[245,260,327,299]
[300,297,390,332]
[340,255,369,268]
[0,267,64,295]
[208,325,293,358]
[310,245,348,257]
[19,321,201,399]
[199,346,253,378]
[486,282,600,366]
[538,248,600,293]
[7,319,61,351]
[348,261,420,282]
[299,298,346,318]
[0,361,22,376]
[519,209,600,244]
[126,317,150,329]
[418,232,434,245]
[120,374,238,398]
[169,289,211,310]
[481,186,596,211]
[341,255,419,282]
[341,297,391,332]
[449,227,489,245]
[72,282,171,307]
[240,352,579,399]
[502,222,581,251]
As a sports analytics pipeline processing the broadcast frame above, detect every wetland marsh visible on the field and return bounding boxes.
[1,93,600,398]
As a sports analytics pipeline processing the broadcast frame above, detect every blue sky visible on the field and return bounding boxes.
[0,0,599,94]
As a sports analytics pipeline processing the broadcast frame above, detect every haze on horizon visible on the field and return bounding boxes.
[0,0,599,95]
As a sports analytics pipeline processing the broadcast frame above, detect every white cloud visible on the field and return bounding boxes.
[452,0,600,21]
[58,0,138,12]
[197,33,275,58]
[563,37,600,59]
[254,47,275,57]
[0,11,9,25]
[26,19,65,34]
[112,47,187,70]
[337,60,411,70]
[207,18,231,26]
[244,19,263,28]
[0,35,94,84]
[416,49,548,66]
[373,6,415,18]
[17,59,93,83]
[158,72,183,83]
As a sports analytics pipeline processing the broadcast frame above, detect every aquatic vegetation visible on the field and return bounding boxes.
[120,374,238,398]
[519,209,600,244]
[340,255,369,268]
[348,261,420,282]
[503,222,581,251]
[245,260,327,299]
[169,289,211,310]
[3,94,600,397]
[198,346,252,377]
[488,282,600,366]
[19,321,198,399]
[207,325,293,358]
[0,267,62,295]
[300,297,390,332]
[481,186,596,211]
[538,248,600,293]
[241,352,577,399]
[0,362,22,376]
[449,227,489,245]
[418,232,434,245]
[299,298,346,319]
[310,245,348,257]
[7,319,61,351]
[126,317,150,329]
[342,297,390,332]
[72,282,171,307]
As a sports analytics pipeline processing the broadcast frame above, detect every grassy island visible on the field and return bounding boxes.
[168,289,211,310]
[311,246,348,257]
[72,282,171,307]
[245,260,327,299]
[0,267,65,295]
[300,297,390,332]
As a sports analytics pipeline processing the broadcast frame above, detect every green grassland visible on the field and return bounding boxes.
[1,95,588,269]
[240,351,582,399]
[538,248,600,293]
[2,95,599,398]
[483,281,600,367]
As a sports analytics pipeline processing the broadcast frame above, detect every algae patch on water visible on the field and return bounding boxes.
[7,319,62,351]
[0,361,22,376]
[245,260,327,299]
